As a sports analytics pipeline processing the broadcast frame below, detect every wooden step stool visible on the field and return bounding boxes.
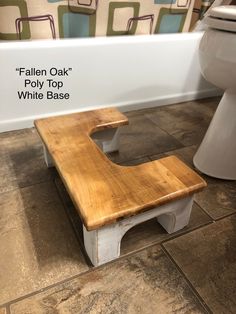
[35,108,206,266]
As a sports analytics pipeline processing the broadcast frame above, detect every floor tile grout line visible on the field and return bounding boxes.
[160,220,214,245]
[194,199,236,222]
[19,173,57,189]
[214,211,236,221]
[161,245,213,314]
[142,112,186,148]
[0,268,93,310]
[125,108,186,149]
[0,176,56,198]
[192,200,216,221]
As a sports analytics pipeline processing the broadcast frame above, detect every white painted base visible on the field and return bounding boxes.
[194,91,236,180]
[91,129,120,153]
[43,144,54,168]
[83,196,194,266]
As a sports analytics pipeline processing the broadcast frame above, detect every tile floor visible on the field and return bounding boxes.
[0,97,236,314]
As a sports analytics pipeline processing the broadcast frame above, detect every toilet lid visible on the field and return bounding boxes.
[205,5,236,33]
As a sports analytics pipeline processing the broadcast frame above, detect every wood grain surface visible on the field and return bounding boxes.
[35,108,206,230]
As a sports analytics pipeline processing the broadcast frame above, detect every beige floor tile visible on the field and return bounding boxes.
[145,98,219,146]
[0,128,39,155]
[0,128,55,193]
[195,179,236,219]
[164,215,236,314]
[0,181,88,305]
[0,154,19,194]
[10,245,207,314]
[108,114,182,163]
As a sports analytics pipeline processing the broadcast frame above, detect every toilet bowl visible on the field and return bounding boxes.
[193,5,236,180]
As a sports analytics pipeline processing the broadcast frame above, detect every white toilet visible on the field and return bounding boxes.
[193,5,236,180]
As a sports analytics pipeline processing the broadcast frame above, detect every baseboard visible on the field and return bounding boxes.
[118,88,222,112]
[0,88,221,133]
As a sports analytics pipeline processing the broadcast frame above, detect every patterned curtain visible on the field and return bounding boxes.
[0,0,233,40]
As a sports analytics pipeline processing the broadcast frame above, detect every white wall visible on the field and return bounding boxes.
[0,32,220,132]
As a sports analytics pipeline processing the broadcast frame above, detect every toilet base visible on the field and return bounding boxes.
[194,91,236,180]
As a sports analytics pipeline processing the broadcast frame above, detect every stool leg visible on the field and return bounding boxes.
[43,144,54,168]
[83,224,122,266]
[91,129,120,153]
[102,129,120,153]
[157,196,193,233]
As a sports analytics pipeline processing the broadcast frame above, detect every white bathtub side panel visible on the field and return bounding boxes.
[0,33,220,132]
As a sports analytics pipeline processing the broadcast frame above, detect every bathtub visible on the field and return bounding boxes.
[0,32,220,132]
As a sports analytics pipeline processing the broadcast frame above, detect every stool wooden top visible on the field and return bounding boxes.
[35,108,206,230]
